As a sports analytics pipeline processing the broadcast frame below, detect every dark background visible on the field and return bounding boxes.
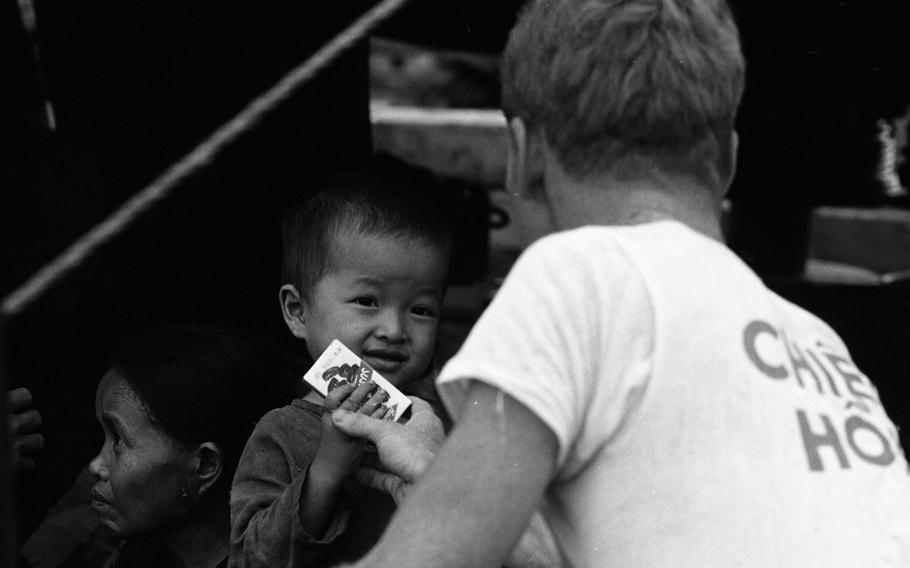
[2,0,910,553]
[2,0,377,543]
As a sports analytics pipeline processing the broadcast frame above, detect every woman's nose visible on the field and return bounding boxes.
[89,451,108,480]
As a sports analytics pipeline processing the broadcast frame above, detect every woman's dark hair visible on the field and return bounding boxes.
[107,324,278,499]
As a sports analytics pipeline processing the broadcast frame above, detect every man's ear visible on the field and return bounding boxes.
[506,117,530,198]
[506,116,546,201]
[279,284,308,340]
[193,442,223,498]
[721,130,739,196]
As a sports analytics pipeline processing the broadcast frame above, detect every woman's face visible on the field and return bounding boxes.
[88,373,193,538]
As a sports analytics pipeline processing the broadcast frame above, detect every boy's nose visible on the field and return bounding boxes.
[375,310,407,342]
[89,452,108,480]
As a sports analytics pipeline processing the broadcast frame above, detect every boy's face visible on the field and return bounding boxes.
[298,231,447,388]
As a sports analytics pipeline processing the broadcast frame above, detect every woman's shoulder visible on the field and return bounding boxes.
[105,538,229,568]
[104,536,174,568]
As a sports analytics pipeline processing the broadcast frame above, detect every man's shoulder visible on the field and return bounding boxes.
[768,290,849,350]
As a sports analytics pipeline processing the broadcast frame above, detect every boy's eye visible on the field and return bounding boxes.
[353,297,378,308]
[411,305,436,318]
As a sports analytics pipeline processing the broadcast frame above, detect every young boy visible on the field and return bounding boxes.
[229,160,452,568]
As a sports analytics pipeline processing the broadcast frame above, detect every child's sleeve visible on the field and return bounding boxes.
[229,407,350,568]
[403,371,453,434]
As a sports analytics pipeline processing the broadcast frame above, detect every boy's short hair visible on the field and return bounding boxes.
[281,155,453,298]
[501,0,745,186]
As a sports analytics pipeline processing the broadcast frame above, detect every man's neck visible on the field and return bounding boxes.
[544,165,726,241]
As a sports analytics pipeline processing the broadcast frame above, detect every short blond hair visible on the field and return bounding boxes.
[501,0,745,186]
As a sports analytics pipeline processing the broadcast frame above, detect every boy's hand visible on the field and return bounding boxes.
[312,381,390,478]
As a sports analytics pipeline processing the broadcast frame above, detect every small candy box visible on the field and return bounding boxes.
[303,339,412,422]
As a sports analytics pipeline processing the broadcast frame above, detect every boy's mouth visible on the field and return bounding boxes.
[362,349,407,373]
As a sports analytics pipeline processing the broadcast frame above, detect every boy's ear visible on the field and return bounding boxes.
[192,442,222,498]
[279,284,308,340]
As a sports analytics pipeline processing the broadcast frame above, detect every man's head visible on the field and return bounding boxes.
[279,158,452,386]
[501,0,744,192]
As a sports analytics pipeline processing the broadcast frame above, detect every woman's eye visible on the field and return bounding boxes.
[110,428,128,448]
[101,419,126,452]
[353,297,378,308]
[104,433,123,454]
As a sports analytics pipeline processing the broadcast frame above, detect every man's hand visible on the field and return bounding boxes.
[332,397,443,504]
[343,383,558,568]
[7,387,44,472]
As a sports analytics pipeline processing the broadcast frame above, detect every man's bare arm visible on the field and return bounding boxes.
[353,381,559,568]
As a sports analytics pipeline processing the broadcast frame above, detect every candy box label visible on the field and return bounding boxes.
[303,339,411,422]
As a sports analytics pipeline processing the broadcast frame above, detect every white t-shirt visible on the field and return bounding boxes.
[438,221,910,568]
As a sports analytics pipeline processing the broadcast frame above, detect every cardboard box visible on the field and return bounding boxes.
[303,339,412,421]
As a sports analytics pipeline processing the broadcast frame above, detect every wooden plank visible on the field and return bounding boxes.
[809,206,910,275]
[371,105,508,185]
